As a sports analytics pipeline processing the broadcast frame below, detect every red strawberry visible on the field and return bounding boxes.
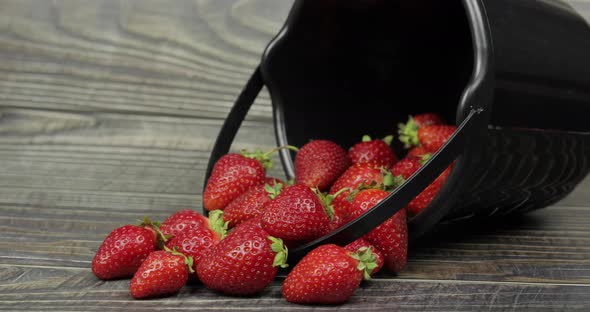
[405,166,452,217]
[165,210,227,268]
[418,125,457,152]
[282,244,377,304]
[349,189,408,273]
[348,135,397,169]
[407,146,429,158]
[203,147,297,211]
[92,218,162,280]
[413,113,445,127]
[203,153,266,211]
[325,208,349,233]
[391,155,452,217]
[344,238,384,276]
[295,140,351,191]
[398,113,445,148]
[223,180,284,228]
[129,248,193,299]
[327,164,390,227]
[390,156,425,180]
[196,222,288,295]
[159,209,208,238]
[261,184,333,244]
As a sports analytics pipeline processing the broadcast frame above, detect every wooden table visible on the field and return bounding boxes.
[1,0,589,310]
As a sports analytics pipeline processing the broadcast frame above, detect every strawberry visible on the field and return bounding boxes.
[348,135,397,169]
[196,222,288,295]
[92,217,163,280]
[349,189,408,273]
[261,184,334,244]
[164,210,227,269]
[129,248,193,299]
[159,209,208,238]
[407,146,429,158]
[391,155,452,217]
[404,166,452,217]
[344,238,384,276]
[325,208,350,233]
[417,124,457,152]
[203,153,266,211]
[398,113,445,148]
[295,140,351,191]
[203,147,296,211]
[282,244,377,304]
[327,164,392,228]
[223,180,284,228]
[413,113,445,127]
[390,155,426,180]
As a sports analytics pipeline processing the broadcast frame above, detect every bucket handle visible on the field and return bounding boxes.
[203,66,485,263]
[203,67,264,187]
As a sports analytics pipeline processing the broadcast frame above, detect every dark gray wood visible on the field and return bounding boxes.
[0,265,589,311]
[0,0,590,310]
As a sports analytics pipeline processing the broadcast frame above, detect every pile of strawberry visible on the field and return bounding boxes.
[91,113,456,304]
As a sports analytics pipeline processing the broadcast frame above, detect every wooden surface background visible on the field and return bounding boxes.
[1,0,589,310]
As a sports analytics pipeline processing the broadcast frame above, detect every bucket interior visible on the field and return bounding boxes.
[265,0,475,154]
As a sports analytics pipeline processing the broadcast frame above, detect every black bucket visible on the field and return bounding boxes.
[204,0,590,262]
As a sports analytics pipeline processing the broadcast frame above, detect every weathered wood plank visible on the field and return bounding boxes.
[0,0,289,120]
[0,265,589,311]
[0,108,589,284]
[1,204,589,284]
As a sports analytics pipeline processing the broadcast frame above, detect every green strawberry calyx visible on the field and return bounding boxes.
[383,135,394,146]
[350,247,379,280]
[382,170,405,190]
[138,216,168,250]
[398,116,420,149]
[241,146,299,170]
[418,153,433,165]
[345,169,403,202]
[312,188,341,222]
[265,183,284,200]
[208,210,229,239]
[164,246,195,274]
[361,135,393,146]
[269,236,289,268]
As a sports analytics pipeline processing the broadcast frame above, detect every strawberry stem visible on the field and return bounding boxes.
[268,236,289,268]
[241,146,299,170]
[138,216,168,249]
[362,135,372,143]
[398,116,420,149]
[263,145,299,158]
[312,188,336,221]
[331,187,351,201]
[265,183,284,200]
[208,210,229,239]
[164,246,196,274]
[350,247,378,280]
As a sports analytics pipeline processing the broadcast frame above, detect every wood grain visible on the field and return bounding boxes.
[1,0,590,311]
[0,265,588,311]
[0,0,289,120]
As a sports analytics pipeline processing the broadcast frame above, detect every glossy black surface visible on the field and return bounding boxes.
[483,0,590,131]
[204,0,590,256]
[263,0,476,163]
[260,0,590,243]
